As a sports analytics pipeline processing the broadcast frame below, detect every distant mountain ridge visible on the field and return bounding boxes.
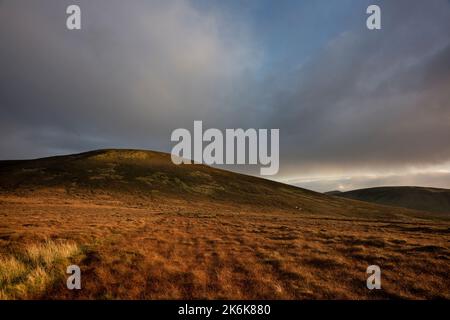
[328,186,450,213]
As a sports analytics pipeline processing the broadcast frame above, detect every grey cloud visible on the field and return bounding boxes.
[0,0,260,159]
[269,0,450,179]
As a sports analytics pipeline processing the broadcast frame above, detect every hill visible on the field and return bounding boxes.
[329,186,450,214]
[324,190,343,196]
[0,149,427,220]
[0,149,332,212]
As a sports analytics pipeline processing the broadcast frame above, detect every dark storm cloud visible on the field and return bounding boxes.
[269,0,450,179]
[0,0,449,191]
[0,0,260,158]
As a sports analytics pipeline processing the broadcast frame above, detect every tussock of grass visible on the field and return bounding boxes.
[0,240,80,299]
[0,256,27,285]
[25,241,79,266]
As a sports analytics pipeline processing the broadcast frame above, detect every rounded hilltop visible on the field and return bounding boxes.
[0,149,437,220]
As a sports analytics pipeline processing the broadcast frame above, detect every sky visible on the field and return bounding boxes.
[1,0,450,192]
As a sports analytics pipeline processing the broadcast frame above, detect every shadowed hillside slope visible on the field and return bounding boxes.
[0,149,434,220]
[329,186,450,214]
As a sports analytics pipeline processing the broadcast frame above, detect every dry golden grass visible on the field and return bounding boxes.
[0,257,27,287]
[0,189,449,300]
[0,239,80,299]
[25,241,79,266]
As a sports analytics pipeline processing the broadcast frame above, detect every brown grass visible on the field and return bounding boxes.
[0,189,449,299]
[0,239,80,299]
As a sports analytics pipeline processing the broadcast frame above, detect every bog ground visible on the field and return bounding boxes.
[0,150,449,299]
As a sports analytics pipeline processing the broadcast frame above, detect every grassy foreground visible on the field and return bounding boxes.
[0,150,449,299]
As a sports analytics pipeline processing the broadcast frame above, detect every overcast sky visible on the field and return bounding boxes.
[1,0,450,192]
